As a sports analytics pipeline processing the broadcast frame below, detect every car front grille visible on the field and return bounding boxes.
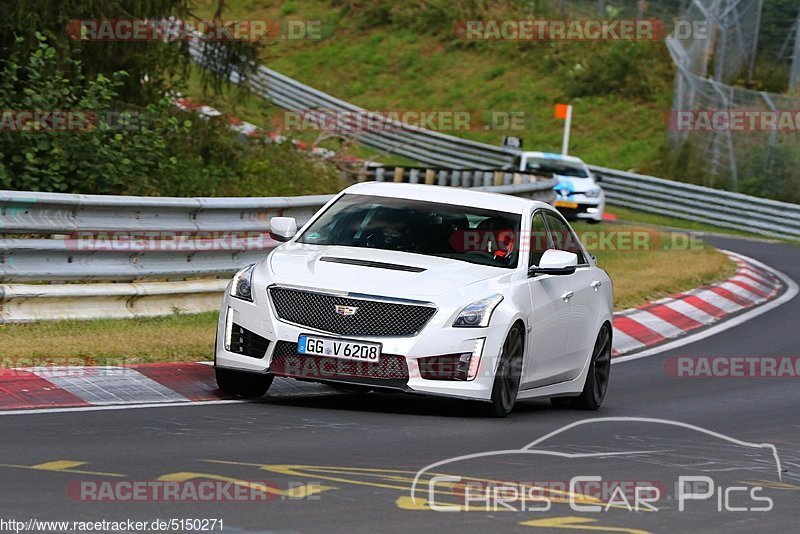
[268,287,436,337]
[270,341,409,385]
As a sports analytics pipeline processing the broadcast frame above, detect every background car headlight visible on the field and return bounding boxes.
[231,264,256,302]
[585,188,602,198]
[453,294,504,328]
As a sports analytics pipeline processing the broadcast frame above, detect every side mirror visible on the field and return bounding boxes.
[528,249,578,277]
[592,172,602,182]
[269,217,297,242]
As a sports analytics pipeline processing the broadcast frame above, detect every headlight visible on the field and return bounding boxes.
[585,188,602,198]
[453,294,504,328]
[231,264,255,302]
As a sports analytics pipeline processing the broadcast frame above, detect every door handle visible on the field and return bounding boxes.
[561,291,574,302]
[591,280,602,291]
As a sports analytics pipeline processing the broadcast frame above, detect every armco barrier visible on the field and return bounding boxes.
[590,165,800,240]
[0,171,556,322]
[198,40,800,241]
[188,38,517,170]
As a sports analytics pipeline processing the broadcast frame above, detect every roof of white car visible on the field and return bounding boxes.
[343,182,551,214]
[521,151,586,165]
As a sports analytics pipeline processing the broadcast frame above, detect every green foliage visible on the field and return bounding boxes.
[332,0,519,36]
[738,143,800,204]
[0,35,190,193]
[556,41,674,101]
[0,35,344,197]
[141,118,345,197]
[0,0,261,104]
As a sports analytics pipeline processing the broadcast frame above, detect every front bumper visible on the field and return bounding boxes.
[554,196,604,221]
[215,291,510,401]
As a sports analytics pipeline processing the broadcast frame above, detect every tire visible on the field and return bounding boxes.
[484,325,525,418]
[551,323,612,410]
[215,368,273,399]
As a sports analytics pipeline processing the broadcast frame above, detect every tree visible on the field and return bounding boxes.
[0,0,260,104]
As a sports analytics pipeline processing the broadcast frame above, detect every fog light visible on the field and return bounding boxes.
[224,307,234,351]
[586,207,599,214]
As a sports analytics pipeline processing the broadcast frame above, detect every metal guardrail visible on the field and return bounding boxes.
[206,43,800,241]
[244,66,518,169]
[186,36,517,170]
[0,168,555,284]
[590,165,800,240]
[4,45,800,321]
[0,172,555,322]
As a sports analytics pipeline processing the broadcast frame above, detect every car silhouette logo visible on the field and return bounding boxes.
[335,305,358,316]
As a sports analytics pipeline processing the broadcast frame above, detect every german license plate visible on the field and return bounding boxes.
[298,334,382,362]
[554,200,579,209]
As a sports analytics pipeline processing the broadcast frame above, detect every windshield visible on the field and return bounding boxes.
[297,193,521,269]
[524,157,588,178]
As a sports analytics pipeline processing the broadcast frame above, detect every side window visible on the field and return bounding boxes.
[543,212,587,265]
[529,212,551,267]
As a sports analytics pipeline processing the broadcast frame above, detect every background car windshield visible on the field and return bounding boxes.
[525,158,588,178]
[297,193,521,269]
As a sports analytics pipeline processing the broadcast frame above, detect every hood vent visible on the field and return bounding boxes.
[320,256,426,273]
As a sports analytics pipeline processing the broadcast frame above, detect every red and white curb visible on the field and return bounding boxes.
[0,251,789,414]
[0,363,335,413]
[611,251,785,356]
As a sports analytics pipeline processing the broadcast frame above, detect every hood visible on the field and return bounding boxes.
[553,175,597,195]
[268,245,507,299]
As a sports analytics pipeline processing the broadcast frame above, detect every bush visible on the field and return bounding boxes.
[0,35,190,193]
[559,41,674,102]
[738,143,800,204]
[0,35,345,197]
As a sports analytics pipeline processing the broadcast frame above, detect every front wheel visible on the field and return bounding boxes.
[551,323,611,410]
[216,368,273,399]
[484,325,524,418]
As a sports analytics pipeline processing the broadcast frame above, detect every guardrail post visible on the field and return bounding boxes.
[513,172,523,185]
[451,170,461,187]
[437,170,448,186]
[494,171,504,186]
[394,167,405,182]
[409,168,420,184]
[425,169,436,185]
[375,167,385,182]
[483,171,493,187]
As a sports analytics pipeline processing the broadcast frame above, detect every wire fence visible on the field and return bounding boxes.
[791,15,800,93]
[666,0,800,203]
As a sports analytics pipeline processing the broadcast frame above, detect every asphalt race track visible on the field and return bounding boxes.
[1,235,799,533]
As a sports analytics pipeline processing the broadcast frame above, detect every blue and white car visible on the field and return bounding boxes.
[513,152,605,223]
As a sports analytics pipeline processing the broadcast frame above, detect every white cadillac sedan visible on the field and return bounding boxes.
[215,182,613,416]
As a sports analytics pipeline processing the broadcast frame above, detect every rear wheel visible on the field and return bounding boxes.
[551,323,611,410]
[215,368,273,399]
[484,325,524,418]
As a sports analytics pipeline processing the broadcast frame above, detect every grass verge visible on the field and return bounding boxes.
[188,0,673,172]
[0,224,735,366]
